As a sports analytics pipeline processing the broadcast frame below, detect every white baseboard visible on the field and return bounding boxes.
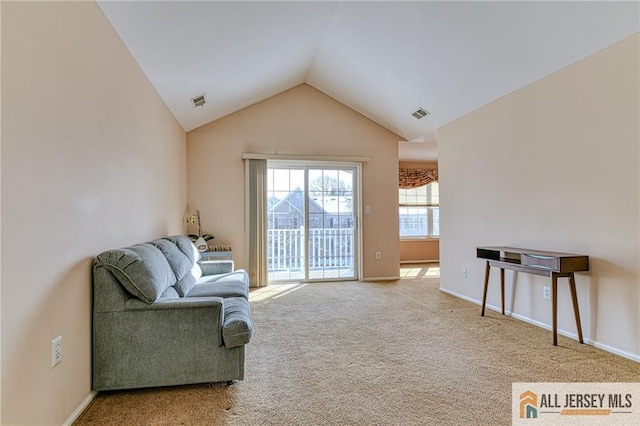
[363,276,401,282]
[400,260,439,264]
[63,390,97,426]
[438,287,640,363]
[592,341,640,363]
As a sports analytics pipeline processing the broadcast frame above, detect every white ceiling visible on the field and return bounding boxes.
[97,1,639,161]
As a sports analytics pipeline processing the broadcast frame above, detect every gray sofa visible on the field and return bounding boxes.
[92,235,252,391]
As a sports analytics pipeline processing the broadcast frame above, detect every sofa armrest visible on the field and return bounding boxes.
[119,297,225,348]
[124,296,224,311]
[199,260,234,276]
[222,297,252,348]
[94,296,227,390]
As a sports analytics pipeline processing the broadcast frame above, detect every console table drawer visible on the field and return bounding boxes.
[521,253,558,270]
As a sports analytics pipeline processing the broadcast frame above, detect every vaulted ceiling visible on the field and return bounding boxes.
[98,1,639,161]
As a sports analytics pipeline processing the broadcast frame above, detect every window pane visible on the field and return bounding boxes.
[399,182,438,206]
[399,206,439,238]
[432,207,439,237]
[399,207,428,237]
[399,182,439,238]
[428,182,439,205]
[399,186,426,205]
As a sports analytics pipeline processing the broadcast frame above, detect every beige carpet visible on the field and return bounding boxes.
[75,266,640,425]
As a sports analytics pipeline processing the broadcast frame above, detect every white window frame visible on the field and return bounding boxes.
[399,183,439,240]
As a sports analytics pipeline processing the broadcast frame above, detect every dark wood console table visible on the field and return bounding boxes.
[476,246,589,346]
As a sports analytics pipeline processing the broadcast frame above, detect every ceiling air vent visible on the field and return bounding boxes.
[411,107,430,119]
[191,94,206,108]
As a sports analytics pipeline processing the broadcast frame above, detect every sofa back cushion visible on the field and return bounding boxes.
[173,273,196,297]
[164,235,200,263]
[94,243,176,304]
[148,239,192,281]
[160,235,203,296]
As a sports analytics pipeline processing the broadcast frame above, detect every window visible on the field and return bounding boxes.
[399,182,439,238]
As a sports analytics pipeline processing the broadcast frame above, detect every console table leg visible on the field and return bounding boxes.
[568,273,584,344]
[481,261,490,316]
[500,268,505,315]
[552,273,558,346]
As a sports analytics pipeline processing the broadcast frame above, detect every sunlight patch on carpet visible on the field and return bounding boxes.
[400,267,422,278]
[400,265,440,279]
[425,266,440,277]
[250,283,307,302]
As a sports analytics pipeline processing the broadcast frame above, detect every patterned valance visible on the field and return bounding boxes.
[399,168,438,189]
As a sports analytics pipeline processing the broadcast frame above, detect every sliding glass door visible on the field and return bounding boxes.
[306,168,356,280]
[267,167,306,281]
[267,163,359,282]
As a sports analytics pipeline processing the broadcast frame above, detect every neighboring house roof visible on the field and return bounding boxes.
[269,188,353,216]
[269,188,325,215]
[310,197,352,215]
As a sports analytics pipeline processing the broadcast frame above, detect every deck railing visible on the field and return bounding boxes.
[267,227,354,271]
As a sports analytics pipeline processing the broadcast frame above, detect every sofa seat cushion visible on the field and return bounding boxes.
[94,243,175,304]
[188,270,249,298]
[222,297,252,348]
[187,280,248,299]
[200,269,249,286]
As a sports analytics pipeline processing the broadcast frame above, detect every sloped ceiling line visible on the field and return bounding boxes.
[305,1,340,82]
[97,1,640,162]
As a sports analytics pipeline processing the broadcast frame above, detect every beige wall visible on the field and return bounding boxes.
[400,240,439,263]
[399,161,439,262]
[1,2,187,424]
[439,33,639,359]
[187,84,400,279]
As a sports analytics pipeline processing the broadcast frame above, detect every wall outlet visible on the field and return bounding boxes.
[365,205,371,214]
[52,336,62,367]
[462,268,468,278]
[543,286,551,301]
[375,251,382,260]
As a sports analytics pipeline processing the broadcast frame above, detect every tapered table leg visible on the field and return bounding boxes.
[568,273,584,344]
[500,267,505,315]
[481,261,490,316]
[552,273,558,346]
